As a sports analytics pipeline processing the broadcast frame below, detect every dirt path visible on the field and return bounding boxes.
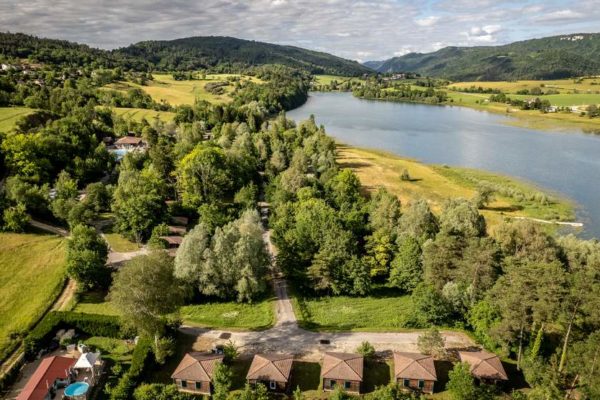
[51,279,77,311]
[512,216,583,227]
[28,219,69,237]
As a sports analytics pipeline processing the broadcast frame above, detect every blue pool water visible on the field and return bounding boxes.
[64,381,89,396]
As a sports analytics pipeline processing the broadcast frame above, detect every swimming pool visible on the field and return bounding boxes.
[64,381,89,397]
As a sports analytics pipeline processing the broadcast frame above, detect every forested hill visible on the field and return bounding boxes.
[114,36,370,76]
[365,33,600,81]
[0,32,146,69]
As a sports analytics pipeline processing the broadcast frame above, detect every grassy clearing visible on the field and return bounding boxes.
[111,107,176,123]
[83,336,134,363]
[105,73,262,106]
[181,299,275,331]
[0,232,66,357]
[103,233,140,252]
[72,292,120,316]
[0,107,34,132]
[293,293,413,332]
[336,145,576,232]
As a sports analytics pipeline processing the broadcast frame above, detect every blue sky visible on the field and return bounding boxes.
[2,0,599,61]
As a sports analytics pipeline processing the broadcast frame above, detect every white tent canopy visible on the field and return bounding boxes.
[74,352,101,369]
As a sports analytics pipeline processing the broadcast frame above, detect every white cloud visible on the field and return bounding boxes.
[415,16,440,27]
[1,1,599,61]
[535,9,585,23]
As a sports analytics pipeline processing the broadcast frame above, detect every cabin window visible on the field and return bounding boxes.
[418,380,425,389]
[181,380,187,388]
[269,381,277,390]
[403,379,410,387]
[330,380,336,389]
[195,381,202,390]
[344,381,351,389]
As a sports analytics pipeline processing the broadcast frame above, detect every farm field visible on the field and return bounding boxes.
[336,145,575,232]
[0,107,34,132]
[0,232,66,359]
[111,107,176,123]
[105,73,263,106]
[314,74,364,86]
[445,78,600,132]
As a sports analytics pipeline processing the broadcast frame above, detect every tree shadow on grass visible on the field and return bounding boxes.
[363,360,392,393]
[290,361,321,391]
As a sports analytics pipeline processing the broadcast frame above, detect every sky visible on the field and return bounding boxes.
[2,0,600,62]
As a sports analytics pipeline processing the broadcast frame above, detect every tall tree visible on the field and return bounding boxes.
[67,224,108,289]
[109,252,184,353]
[112,166,167,243]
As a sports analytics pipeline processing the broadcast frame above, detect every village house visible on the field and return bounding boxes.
[459,350,508,385]
[393,352,437,394]
[114,135,147,150]
[16,356,75,400]
[246,354,294,392]
[171,353,224,396]
[321,352,364,394]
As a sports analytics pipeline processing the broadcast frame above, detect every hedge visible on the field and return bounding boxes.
[108,337,153,400]
[24,311,124,358]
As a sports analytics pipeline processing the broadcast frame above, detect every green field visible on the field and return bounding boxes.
[314,74,364,86]
[336,145,575,233]
[293,293,413,331]
[0,107,34,132]
[74,292,275,331]
[0,233,66,358]
[111,107,176,123]
[105,73,263,106]
[181,299,275,331]
[449,77,600,95]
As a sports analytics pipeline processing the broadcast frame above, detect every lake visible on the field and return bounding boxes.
[287,92,600,238]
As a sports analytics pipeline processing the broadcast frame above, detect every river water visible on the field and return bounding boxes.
[287,92,600,238]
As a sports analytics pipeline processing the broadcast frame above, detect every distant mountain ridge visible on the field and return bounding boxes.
[0,32,369,76]
[365,33,600,81]
[114,36,370,76]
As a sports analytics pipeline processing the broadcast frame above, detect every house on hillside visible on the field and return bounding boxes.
[17,356,75,400]
[171,353,224,396]
[321,352,364,394]
[246,354,294,392]
[114,135,147,150]
[393,352,437,394]
[459,350,508,385]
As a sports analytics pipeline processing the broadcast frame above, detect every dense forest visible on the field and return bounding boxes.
[114,36,371,76]
[0,32,369,76]
[365,33,600,81]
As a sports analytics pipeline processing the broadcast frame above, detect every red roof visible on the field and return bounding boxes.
[115,136,144,145]
[17,356,75,400]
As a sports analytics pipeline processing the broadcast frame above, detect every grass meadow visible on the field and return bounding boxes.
[0,232,66,359]
[336,145,576,233]
[180,299,275,331]
[0,107,34,132]
[111,107,176,123]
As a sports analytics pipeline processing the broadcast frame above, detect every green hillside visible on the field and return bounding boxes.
[114,36,370,76]
[366,33,600,81]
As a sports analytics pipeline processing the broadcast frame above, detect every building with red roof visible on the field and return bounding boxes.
[17,356,75,400]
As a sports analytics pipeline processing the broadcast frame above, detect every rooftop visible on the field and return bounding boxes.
[321,352,364,381]
[246,354,294,383]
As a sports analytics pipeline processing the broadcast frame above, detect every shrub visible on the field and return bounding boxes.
[356,341,376,359]
[417,327,447,359]
[108,337,153,400]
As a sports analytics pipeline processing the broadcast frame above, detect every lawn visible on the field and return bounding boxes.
[336,144,576,232]
[314,75,364,86]
[0,106,34,132]
[449,77,600,95]
[83,336,134,363]
[111,107,176,123]
[103,232,140,252]
[293,293,413,331]
[105,73,263,106]
[72,292,121,316]
[180,299,275,331]
[0,232,66,358]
